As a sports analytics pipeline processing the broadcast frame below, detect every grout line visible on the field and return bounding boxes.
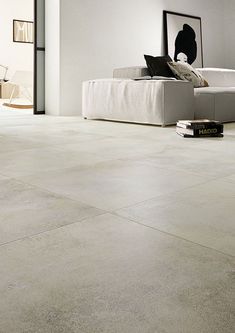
[2,168,219,215]
[0,133,111,154]
[0,174,105,212]
[1,165,232,242]
[0,212,108,249]
[0,207,234,260]
[104,176,220,212]
[1,118,235,256]
[111,211,235,259]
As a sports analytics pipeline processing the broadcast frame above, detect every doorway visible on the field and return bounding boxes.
[0,0,45,116]
[0,0,34,115]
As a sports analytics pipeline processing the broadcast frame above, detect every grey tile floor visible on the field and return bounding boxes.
[0,108,234,332]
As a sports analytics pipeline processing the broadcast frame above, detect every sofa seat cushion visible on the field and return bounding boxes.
[83,79,194,126]
[195,87,235,94]
[194,87,235,121]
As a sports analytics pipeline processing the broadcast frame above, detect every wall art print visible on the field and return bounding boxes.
[13,20,34,44]
[163,11,203,68]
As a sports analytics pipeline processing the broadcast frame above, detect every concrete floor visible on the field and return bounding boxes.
[0,108,234,332]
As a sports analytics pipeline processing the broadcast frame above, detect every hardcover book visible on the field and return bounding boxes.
[176,131,224,138]
[177,119,221,130]
[176,125,223,136]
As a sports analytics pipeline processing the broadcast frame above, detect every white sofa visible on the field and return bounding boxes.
[196,68,235,122]
[82,67,235,126]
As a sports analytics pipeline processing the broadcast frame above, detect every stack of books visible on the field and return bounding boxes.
[176,119,224,138]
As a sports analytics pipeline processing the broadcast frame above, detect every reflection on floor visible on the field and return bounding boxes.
[0,111,234,333]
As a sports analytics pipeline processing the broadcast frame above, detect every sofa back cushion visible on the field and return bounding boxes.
[196,68,235,87]
[113,66,149,79]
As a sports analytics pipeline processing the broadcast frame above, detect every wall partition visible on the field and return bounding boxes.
[34,0,45,114]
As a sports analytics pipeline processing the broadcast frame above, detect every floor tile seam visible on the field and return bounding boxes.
[0,146,60,156]
[113,157,222,180]
[0,134,109,144]
[1,162,226,211]
[129,159,235,179]
[0,171,9,178]
[168,144,235,156]
[0,145,67,157]
[123,155,235,179]
[4,139,109,155]
[26,132,113,149]
[6,169,221,215]
[215,174,235,184]
[2,171,176,213]
[0,153,158,179]
[1,175,106,212]
[111,212,235,259]
[0,150,158,177]
[48,138,110,150]
[13,171,217,213]
[0,141,102,157]
[2,137,232,175]
[0,157,122,179]
[106,177,221,212]
[0,211,109,249]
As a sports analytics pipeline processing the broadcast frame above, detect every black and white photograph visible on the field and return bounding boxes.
[164,11,203,67]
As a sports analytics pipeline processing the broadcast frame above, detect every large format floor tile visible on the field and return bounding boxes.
[0,178,103,245]
[184,132,235,155]
[20,160,211,211]
[60,136,170,160]
[0,124,108,148]
[0,145,115,178]
[0,213,234,333]
[0,112,234,333]
[135,145,235,178]
[116,179,235,256]
[0,134,44,153]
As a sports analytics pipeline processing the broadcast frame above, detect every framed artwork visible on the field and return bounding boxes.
[163,11,203,68]
[13,20,34,44]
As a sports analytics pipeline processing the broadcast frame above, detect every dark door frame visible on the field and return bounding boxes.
[34,0,45,114]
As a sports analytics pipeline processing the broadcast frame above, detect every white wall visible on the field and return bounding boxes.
[46,0,230,116]
[0,0,33,80]
[224,0,235,69]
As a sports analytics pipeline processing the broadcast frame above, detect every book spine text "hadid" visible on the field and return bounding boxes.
[198,128,218,135]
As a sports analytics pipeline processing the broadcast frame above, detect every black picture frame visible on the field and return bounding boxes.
[13,19,34,44]
[163,10,203,68]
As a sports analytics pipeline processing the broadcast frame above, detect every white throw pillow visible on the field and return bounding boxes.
[167,61,209,88]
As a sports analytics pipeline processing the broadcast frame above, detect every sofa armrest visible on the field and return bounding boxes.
[197,68,235,87]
